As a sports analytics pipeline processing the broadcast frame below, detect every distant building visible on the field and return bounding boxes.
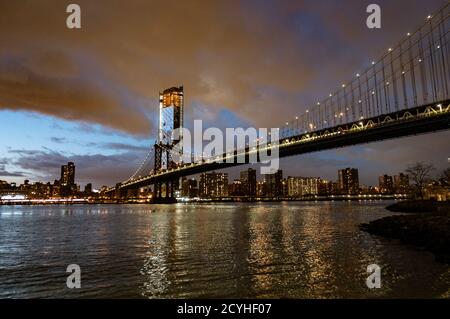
[318,179,332,196]
[60,162,76,197]
[263,170,283,198]
[424,182,450,201]
[338,168,359,195]
[52,180,61,197]
[199,172,228,198]
[256,181,267,197]
[181,178,198,198]
[0,180,17,195]
[394,173,410,193]
[229,179,243,196]
[282,178,288,197]
[84,183,93,194]
[61,162,75,186]
[240,168,257,197]
[287,177,320,197]
[379,174,394,194]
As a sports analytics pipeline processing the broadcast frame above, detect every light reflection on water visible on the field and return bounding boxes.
[0,201,449,298]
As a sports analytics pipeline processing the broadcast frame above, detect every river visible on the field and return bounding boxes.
[0,201,449,298]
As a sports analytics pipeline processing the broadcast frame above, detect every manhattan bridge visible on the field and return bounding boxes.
[106,3,450,202]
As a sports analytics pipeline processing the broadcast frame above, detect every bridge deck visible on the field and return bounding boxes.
[111,100,450,191]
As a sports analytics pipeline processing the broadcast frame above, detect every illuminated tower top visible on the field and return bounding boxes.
[158,86,184,146]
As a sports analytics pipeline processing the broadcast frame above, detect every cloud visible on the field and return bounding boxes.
[48,136,150,152]
[1,0,447,134]
[0,164,25,177]
[10,148,147,187]
[99,142,150,152]
[50,137,67,144]
[0,0,344,133]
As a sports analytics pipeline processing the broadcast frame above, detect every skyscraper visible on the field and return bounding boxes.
[240,168,256,197]
[61,162,75,186]
[338,168,359,195]
[60,162,76,196]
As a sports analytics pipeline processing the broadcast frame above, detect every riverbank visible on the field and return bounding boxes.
[1,196,408,205]
[385,200,450,213]
[361,200,450,263]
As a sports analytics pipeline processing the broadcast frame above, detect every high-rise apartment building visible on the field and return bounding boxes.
[199,172,228,198]
[240,168,257,197]
[338,168,359,195]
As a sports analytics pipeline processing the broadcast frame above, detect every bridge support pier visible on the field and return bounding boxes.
[152,180,177,204]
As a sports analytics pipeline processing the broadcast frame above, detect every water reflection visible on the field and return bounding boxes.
[137,202,450,298]
[0,202,449,298]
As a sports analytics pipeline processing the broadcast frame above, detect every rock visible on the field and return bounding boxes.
[360,212,450,264]
[385,200,450,213]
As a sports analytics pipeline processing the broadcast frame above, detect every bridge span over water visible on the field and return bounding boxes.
[107,4,450,200]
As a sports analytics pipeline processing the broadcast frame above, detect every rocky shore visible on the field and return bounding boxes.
[361,200,450,263]
[385,200,450,213]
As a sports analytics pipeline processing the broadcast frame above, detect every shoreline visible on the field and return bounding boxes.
[0,196,409,206]
[361,200,450,264]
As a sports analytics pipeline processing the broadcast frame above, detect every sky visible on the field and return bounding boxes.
[0,0,449,188]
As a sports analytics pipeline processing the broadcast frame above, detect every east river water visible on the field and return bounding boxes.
[1,201,449,298]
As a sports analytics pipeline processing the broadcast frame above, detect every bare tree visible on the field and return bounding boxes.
[405,162,435,199]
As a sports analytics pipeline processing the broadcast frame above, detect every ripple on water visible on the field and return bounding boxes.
[0,202,449,298]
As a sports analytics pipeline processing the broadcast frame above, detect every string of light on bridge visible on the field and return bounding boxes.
[281,9,449,139]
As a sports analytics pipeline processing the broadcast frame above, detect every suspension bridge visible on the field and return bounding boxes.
[106,4,450,201]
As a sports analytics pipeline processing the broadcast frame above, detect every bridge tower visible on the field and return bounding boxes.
[154,86,184,201]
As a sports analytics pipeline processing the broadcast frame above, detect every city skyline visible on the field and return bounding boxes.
[0,0,449,189]
[0,141,447,190]
[0,159,423,198]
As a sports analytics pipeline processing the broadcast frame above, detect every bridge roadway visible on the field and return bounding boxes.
[110,100,450,192]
